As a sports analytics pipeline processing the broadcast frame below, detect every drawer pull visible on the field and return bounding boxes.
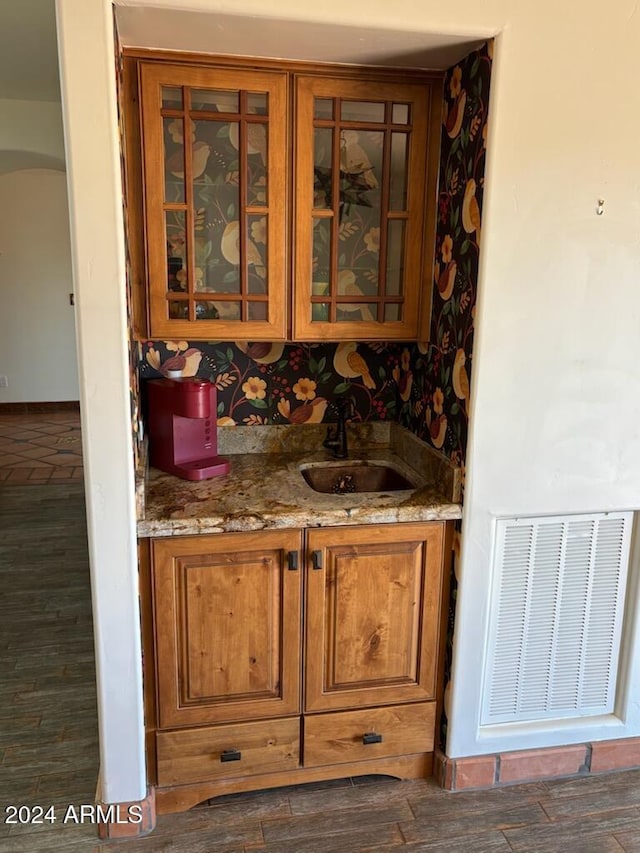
[311,550,323,570]
[362,732,383,745]
[220,748,242,763]
[287,550,299,571]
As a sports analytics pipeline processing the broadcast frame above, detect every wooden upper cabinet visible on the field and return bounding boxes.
[151,530,302,729]
[138,63,288,340]
[293,76,437,341]
[304,523,446,712]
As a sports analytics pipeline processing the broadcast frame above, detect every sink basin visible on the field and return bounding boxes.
[300,460,417,494]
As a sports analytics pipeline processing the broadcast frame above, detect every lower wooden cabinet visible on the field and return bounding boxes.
[144,521,451,812]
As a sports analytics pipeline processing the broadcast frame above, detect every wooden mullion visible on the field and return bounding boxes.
[187,109,267,123]
[184,86,196,322]
[239,90,248,322]
[376,102,392,323]
[331,295,402,303]
[329,100,340,324]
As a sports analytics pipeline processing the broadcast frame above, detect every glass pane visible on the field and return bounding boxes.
[337,268,376,298]
[386,220,405,297]
[313,128,333,209]
[168,300,188,319]
[392,103,410,124]
[162,86,182,109]
[337,303,376,322]
[166,211,187,292]
[248,215,268,294]
[247,123,268,206]
[195,301,220,320]
[339,129,382,215]
[390,133,408,210]
[341,101,385,123]
[200,301,241,321]
[248,301,268,321]
[164,117,185,203]
[247,92,268,115]
[312,280,330,296]
[314,98,333,120]
[188,120,240,295]
[191,89,238,112]
[192,120,234,186]
[311,302,329,322]
[338,129,382,300]
[312,218,331,290]
[384,303,401,321]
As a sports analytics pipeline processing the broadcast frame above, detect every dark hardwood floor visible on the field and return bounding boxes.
[2,482,640,851]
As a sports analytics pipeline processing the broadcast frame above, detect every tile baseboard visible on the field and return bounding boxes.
[96,788,156,839]
[436,737,640,791]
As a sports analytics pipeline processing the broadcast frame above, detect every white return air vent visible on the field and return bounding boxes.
[481,512,633,726]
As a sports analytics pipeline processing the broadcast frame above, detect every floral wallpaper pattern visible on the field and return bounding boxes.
[139,340,404,425]
[398,41,492,473]
[417,42,493,750]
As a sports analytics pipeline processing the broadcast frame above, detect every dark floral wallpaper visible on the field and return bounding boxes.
[418,42,493,750]
[398,41,492,472]
[139,340,404,425]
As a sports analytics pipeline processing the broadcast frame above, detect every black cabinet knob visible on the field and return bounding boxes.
[362,732,383,745]
[220,748,242,762]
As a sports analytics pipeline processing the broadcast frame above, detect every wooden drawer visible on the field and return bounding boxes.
[303,702,435,768]
[156,717,300,786]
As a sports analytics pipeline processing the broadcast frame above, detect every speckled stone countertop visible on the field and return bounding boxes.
[137,422,462,538]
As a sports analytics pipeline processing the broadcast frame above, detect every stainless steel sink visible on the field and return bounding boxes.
[299,460,417,494]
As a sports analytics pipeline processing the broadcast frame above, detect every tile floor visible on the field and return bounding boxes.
[0,411,83,485]
[3,418,640,851]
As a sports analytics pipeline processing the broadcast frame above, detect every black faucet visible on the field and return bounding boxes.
[323,396,353,459]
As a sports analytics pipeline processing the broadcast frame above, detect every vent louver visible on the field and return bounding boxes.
[481,512,633,726]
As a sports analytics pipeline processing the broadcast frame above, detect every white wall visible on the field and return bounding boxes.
[57,0,640,800]
[0,98,66,173]
[0,169,78,402]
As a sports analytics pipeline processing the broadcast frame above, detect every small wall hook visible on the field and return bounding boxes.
[596,199,605,216]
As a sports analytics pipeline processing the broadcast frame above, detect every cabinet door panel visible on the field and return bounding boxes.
[305,523,445,712]
[152,530,302,728]
[139,63,288,341]
[294,76,432,341]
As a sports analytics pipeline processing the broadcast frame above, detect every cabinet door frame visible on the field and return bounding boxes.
[152,530,302,729]
[293,75,433,342]
[139,63,288,341]
[304,522,445,712]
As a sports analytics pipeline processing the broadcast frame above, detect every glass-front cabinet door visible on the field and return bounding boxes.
[139,64,287,340]
[294,76,431,341]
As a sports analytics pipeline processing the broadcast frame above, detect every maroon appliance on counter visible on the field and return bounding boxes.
[146,377,230,481]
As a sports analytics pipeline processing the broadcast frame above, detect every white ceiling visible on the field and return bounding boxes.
[116,6,485,70]
[0,0,60,101]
